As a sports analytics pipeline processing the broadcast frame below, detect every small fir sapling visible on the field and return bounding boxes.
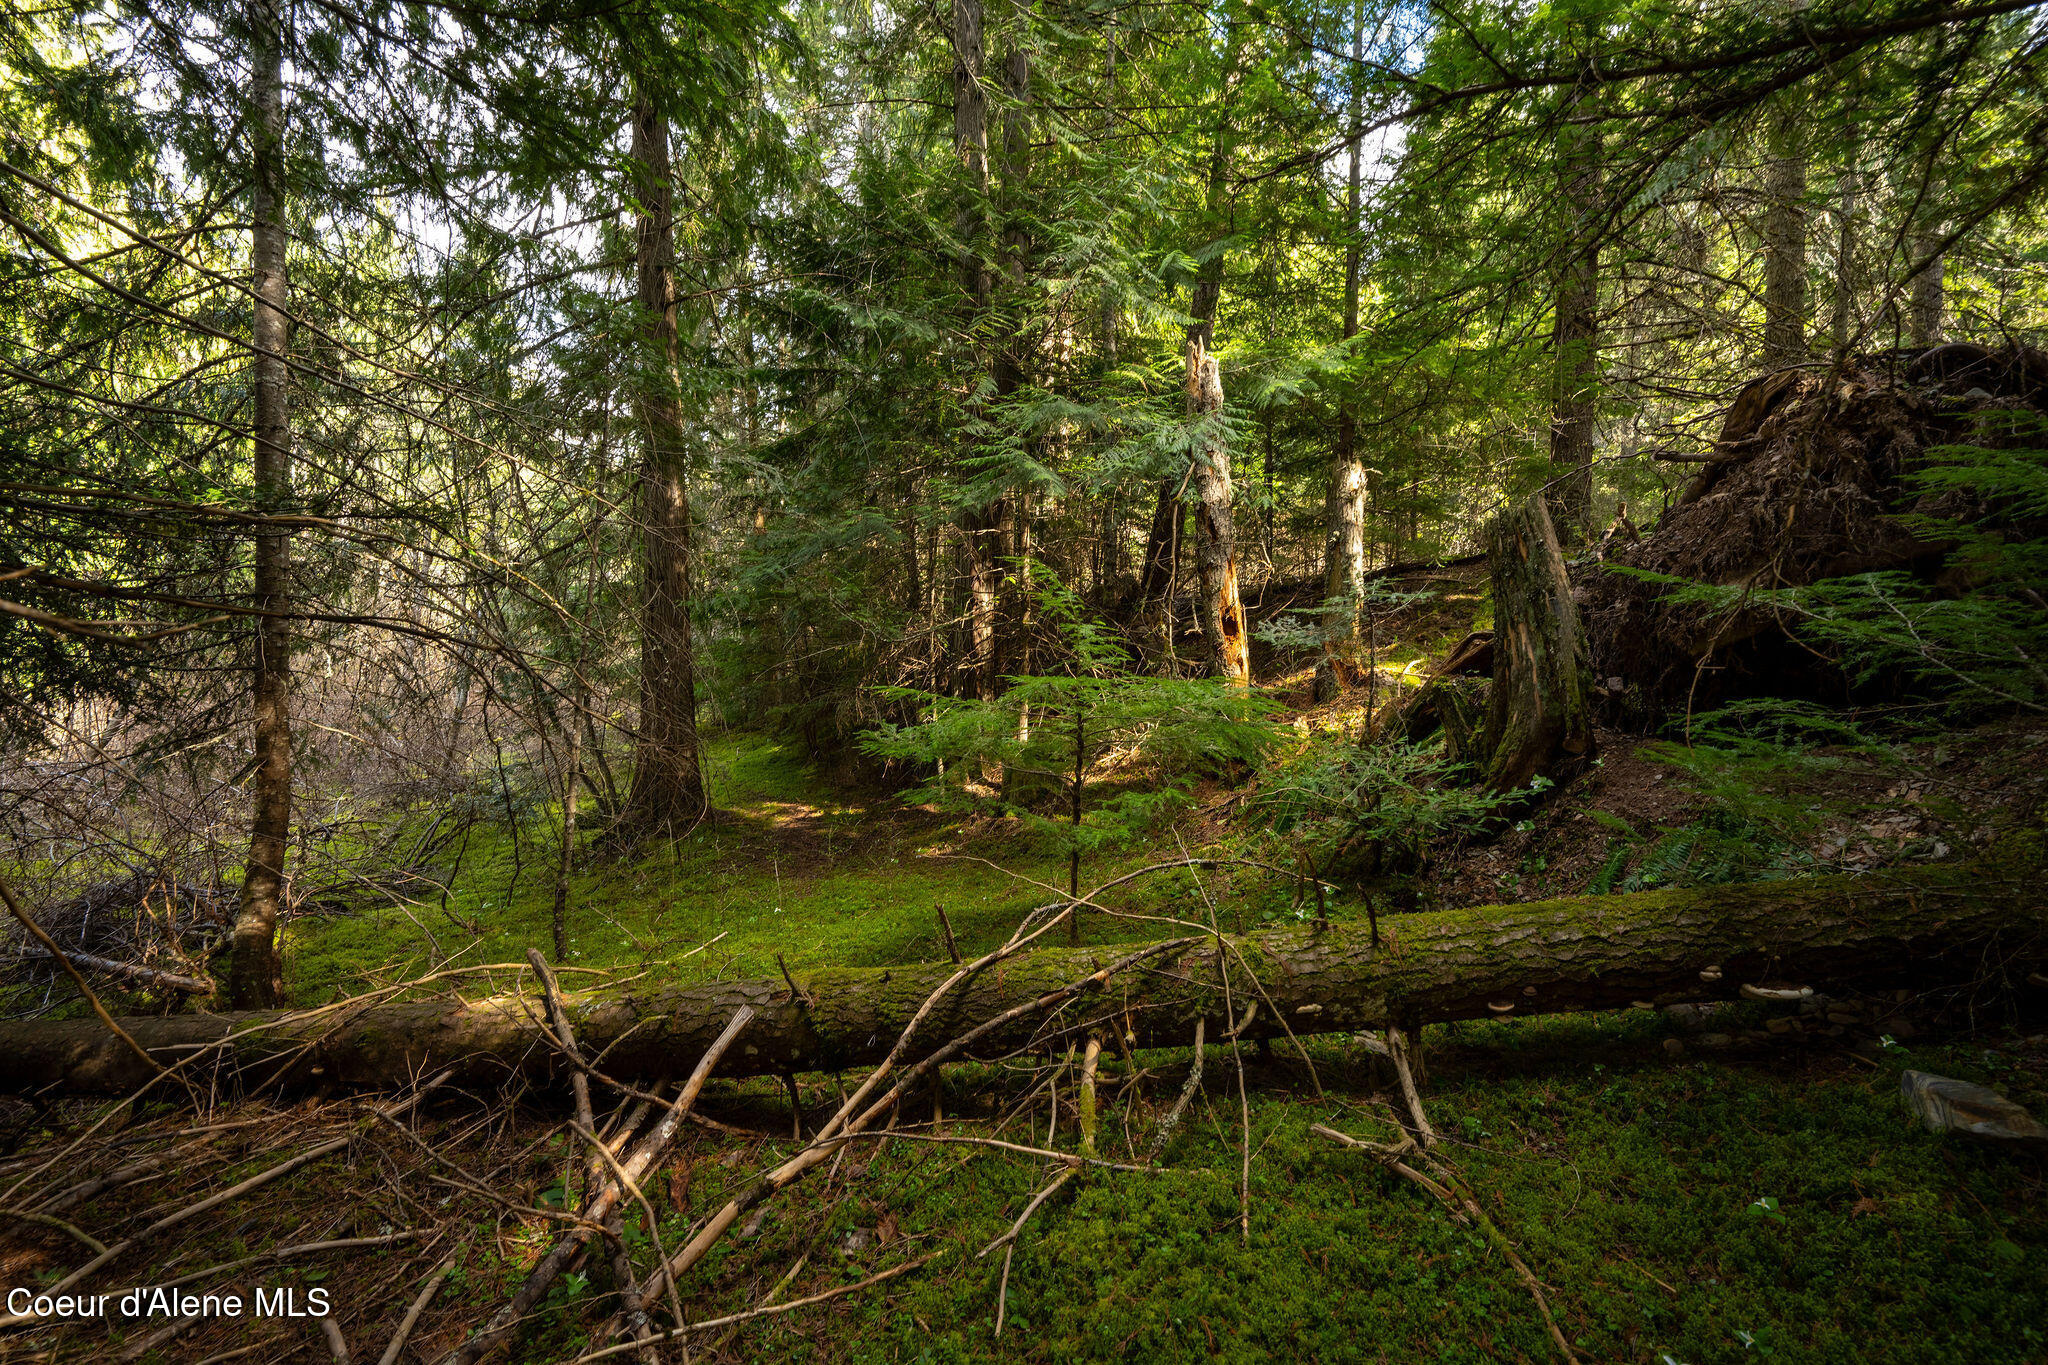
[860,566,1281,938]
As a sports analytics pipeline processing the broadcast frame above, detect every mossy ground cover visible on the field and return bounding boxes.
[13,731,2046,1364]
[405,1016,2043,1365]
[281,731,1319,1006]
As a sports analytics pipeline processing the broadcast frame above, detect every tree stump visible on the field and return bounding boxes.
[1480,497,1595,792]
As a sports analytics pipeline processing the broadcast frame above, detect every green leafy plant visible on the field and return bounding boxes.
[861,567,1282,902]
[1247,735,1514,894]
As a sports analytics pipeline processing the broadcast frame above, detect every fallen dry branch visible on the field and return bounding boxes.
[377,1247,459,1365]
[566,1250,946,1365]
[985,1165,1077,1336]
[434,1006,754,1365]
[1315,1123,1581,1365]
[0,1073,450,1327]
[620,936,1197,1329]
[1,845,2043,1098]
[8,948,215,996]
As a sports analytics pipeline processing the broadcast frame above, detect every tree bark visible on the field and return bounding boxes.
[1480,497,1595,792]
[1132,481,1184,669]
[6,846,2039,1096]
[992,13,1034,691]
[1908,226,1944,350]
[1761,109,1807,367]
[1186,340,1250,683]
[231,0,292,1010]
[1831,109,1861,355]
[1546,88,1600,546]
[1315,0,1370,705]
[952,0,1009,700]
[619,90,707,835]
[1183,24,1250,684]
[551,711,581,963]
[953,0,990,312]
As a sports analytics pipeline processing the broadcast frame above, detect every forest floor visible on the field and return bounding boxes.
[7,588,2048,1364]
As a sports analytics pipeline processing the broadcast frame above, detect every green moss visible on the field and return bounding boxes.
[284,733,1244,1005]
[89,730,2048,1364]
[609,1023,2048,1364]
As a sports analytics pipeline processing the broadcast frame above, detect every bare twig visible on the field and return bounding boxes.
[634,937,1195,1309]
[988,1166,1079,1336]
[8,947,215,995]
[443,1006,754,1365]
[526,948,597,1194]
[1387,1026,1437,1149]
[0,1074,450,1324]
[568,1252,945,1364]
[376,1246,461,1365]
[0,872,166,1077]
[1313,1124,1582,1365]
[6,1209,108,1254]
[1144,1018,1206,1166]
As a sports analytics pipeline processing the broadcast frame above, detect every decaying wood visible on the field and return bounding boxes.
[1144,1018,1206,1166]
[1186,338,1250,683]
[9,948,216,995]
[1480,497,1596,792]
[1,846,2042,1099]
[1077,1034,1102,1159]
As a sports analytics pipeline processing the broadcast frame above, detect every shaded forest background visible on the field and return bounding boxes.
[5,3,2048,1362]
[3,0,2046,1001]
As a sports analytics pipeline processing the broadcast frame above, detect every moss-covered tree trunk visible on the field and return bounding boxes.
[1545,78,1601,546]
[5,848,2038,1096]
[1481,496,1595,792]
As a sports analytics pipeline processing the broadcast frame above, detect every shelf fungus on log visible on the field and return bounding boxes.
[0,840,2041,1097]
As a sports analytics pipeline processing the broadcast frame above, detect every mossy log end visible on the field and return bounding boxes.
[2,845,2041,1097]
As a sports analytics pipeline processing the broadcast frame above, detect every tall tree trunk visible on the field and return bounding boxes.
[1546,83,1600,547]
[14,847,2038,1095]
[992,14,1034,692]
[230,0,291,1010]
[1315,0,1369,705]
[1908,226,1944,349]
[619,90,706,834]
[1133,481,1181,662]
[1183,24,1250,684]
[951,0,1007,700]
[1761,110,1808,367]
[551,714,581,963]
[1831,111,1861,356]
[953,0,990,307]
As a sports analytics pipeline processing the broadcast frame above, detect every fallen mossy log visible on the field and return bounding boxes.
[2,844,2041,1097]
